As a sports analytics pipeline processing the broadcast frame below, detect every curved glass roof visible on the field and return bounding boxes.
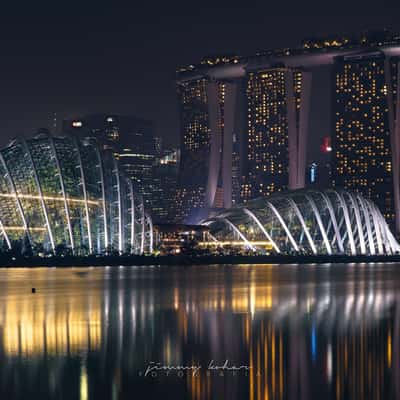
[0,134,153,255]
[202,189,399,255]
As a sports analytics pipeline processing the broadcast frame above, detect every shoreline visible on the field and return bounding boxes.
[0,254,399,267]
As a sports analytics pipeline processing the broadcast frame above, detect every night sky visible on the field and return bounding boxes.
[0,3,399,149]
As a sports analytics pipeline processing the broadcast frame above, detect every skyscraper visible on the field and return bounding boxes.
[176,56,244,221]
[175,30,400,232]
[151,149,179,223]
[331,53,399,231]
[242,67,311,201]
[63,114,155,209]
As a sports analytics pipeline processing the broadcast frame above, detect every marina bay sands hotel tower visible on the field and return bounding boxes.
[176,30,400,234]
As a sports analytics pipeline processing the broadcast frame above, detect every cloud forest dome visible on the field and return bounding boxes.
[202,189,400,256]
[0,133,153,255]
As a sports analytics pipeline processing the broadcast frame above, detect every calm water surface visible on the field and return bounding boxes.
[0,263,399,399]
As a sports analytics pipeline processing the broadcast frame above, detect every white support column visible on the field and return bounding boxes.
[74,138,93,254]
[0,219,11,249]
[319,191,345,253]
[304,195,332,254]
[140,195,145,254]
[355,194,375,255]
[94,143,109,251]
[377,210,391,254]
[345,192,366,255]
[267,201,299,252]
[113,158,123,253]
[243,207,280,253]
[333,190,356,255]
[21,139,55,253]
[49,136,75,254]
[366,200,384,254]
[286,69,312,190]
[386,223,400,253]
[222,82,237,209]
[220,217,256,251]
[146,213,154,253]
[128,180,135,254]
[288,198,317,254]
[205,81,222,208]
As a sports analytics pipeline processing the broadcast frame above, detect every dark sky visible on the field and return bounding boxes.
[0,3,399,148]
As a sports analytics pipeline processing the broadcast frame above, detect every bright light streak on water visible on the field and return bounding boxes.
[0,263,398,399]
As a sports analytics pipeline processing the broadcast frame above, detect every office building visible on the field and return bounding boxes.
[176,56,244,222]
[151,149,179,223]
[242,67,311,201]
[176,30,400,234]
[63,114,156,209]
[176,58,311,222]
[331,52,400,231]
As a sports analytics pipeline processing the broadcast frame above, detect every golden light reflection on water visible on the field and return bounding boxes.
[0,265,398,400]
[0,268,102,357]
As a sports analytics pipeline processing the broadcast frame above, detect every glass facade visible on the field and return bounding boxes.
[242,68,304,201]
[63,114,156,210]
[332,54,398,229]
[176,70,240,221]
[0,134,153,256]
[202,189,399,255]
[176,78,211,220]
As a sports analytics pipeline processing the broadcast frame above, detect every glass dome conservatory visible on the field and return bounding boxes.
[0,134,153,255]
[202,189,399,255]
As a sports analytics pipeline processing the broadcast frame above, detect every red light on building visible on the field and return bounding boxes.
[321,137,332,153]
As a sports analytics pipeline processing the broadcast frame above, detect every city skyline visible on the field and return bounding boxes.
[1,7,400,233]
[3,9,400,400]
[174,29,400,234]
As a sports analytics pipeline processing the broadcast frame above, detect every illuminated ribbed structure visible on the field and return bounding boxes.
[202,189,399,255]
[0,134,153,255]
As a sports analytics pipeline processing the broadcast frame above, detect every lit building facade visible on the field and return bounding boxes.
[176,77,209,221]
[151,149,179,223]
[176,56,244,222]
[332,53,400,231]
[176,30,400,232]
[176,60,311,222]
[63,114,156,209]
[242,67,311,201]
[0,133,153,255]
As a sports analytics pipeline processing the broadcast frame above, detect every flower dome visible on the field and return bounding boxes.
[202,189,399,255]
[0,134,153,255]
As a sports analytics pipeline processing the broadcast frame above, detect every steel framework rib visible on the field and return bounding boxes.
[266,201,299,252]
[243,207,280,253]
[304,194,332,254]
[21,139,55,253]
[93,142,109,250]
[221,217,256,251]
[49,136,75,253]
[74,138,93,253]
[128,179,135,253]
[318,191,345,253]
[288,198,317,254]
[0,152,29,248]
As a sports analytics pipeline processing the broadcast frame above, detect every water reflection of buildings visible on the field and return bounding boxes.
[0,266,399,399]
[0,272,102,357]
